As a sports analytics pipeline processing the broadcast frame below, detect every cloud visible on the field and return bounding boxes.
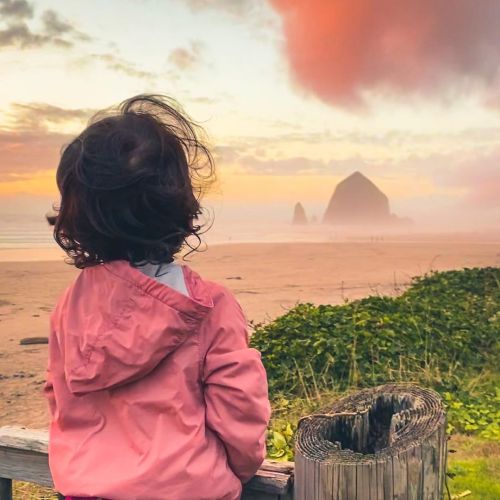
[0,0,32,19]
[185,0,255,17]
[437,150,500,208]
[8,102,95,129]
[169,41,204,71]
[41,9,91,43]
[0,22,41,47]
[0,128,70,180]
[0,1,153,80]
[0,1,92,49]
[89,53,156,80]
[239,156,329,175]
[0,101,94,181]
[269,0,500,109]
[214,142,376,176]
[184,0,276,35]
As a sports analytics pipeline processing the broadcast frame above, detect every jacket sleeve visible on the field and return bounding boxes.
[202,289,271,483]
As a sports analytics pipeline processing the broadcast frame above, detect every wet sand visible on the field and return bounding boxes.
[0,240,498,428]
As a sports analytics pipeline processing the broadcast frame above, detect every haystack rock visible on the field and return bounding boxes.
[323,171,407,225]
[292,202,308,225]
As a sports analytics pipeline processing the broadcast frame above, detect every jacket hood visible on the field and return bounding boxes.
[52,260,213,395]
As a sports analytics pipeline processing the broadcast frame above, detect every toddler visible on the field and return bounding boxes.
[44,95,271,500]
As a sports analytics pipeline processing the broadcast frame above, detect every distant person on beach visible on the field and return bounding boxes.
[44,95,271,500]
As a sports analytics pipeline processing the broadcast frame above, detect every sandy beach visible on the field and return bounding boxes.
[0,240,498,429]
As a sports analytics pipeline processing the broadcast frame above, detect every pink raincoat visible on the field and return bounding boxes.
[44,260,271,500]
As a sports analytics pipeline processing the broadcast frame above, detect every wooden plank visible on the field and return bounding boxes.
[0,447,52,487]
[406,444,423,500]
[392,452,408,500]
[375,459,385,500]
[356,462,370,500]
[367,461,378,500]
[422,431,439,499]
[294,451,305,500]
[243,470,292,495]
[298,454,314,500]
[0,427,48,454]
[319,461,333,500]
[338,463,348,499]
[438,420,447,496]
[344,462,356,499]
[260,461,294,475]
[382,457,394,500]
[0,478,12,500]
[241,491,279,500]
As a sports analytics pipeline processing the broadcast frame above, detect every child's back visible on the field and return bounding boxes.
[44,96,271,500]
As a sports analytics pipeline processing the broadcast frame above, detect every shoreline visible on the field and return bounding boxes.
[1,230,500,263]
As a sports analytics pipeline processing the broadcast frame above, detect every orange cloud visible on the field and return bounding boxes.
[0,101,93,187]
[269,0,500,108]
[0,128,69,180]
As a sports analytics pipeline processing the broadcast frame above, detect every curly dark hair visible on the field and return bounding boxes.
[54,94,215,269]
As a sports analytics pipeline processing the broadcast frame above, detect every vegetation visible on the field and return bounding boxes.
[252,267,499,435]
[251,267,500,495]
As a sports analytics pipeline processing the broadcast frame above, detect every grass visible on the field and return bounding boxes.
[12,481,58,499]
[447,436,500,499]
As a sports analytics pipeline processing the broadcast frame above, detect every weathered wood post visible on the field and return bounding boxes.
[295,383,447,500]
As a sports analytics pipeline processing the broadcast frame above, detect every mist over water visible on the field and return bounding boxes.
[1,210,498,253]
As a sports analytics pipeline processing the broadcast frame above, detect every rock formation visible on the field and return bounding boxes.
[292,202,308,225]
[323,171,408,225]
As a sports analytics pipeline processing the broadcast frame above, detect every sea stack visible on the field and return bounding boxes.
[323,171,404,225]
[292,202,308,225]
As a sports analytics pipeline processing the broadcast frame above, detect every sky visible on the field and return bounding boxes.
[0,0,499,229]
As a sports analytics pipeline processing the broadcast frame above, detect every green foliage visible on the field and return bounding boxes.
[266,422,295,461]
[251,267,500,403]
[444,389,500,440]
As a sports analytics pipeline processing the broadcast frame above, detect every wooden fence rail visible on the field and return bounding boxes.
[0,426,294,500]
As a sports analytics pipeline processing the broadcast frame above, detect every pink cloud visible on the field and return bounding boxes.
[454,152,500,207]
[269,0,500,108]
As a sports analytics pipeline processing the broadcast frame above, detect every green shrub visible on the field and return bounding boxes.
[252,267,500,442]
[251,267,499,398]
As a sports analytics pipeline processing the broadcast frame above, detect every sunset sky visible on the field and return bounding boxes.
[1,0,499,229]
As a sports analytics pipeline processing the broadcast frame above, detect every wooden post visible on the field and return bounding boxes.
[295,383,447,500]
[0,478,12,500]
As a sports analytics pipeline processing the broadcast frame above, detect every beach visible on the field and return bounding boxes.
[0,240,499,429]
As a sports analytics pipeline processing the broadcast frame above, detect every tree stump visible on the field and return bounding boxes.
[295,383,447,500]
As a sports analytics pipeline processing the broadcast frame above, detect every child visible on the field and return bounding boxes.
[44,95,271,500]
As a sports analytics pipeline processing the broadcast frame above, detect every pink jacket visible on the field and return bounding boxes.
[44,260,271,500]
